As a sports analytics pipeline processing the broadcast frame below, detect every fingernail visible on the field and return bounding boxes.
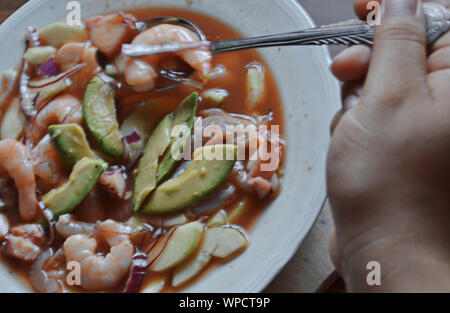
[382,0,420,16]
[343,94,359,112]
[333,46,355,62]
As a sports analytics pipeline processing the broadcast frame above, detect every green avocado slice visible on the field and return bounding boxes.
[156,92,198,183]
[141,145,237,215]
[83,75,123,159]
[49,124,96,168]
[133,114,173,212]
[42,157,107,219]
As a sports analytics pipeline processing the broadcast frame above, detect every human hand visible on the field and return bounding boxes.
[327,0,450,292]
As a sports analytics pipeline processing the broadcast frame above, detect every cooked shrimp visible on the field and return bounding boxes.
[98,166,127,199]
[63,220,134,291]
[55,43,102,95]
[0,139,38,221]
[32,135,66,192]
[96,219,132,246]
[1,234,41,261]
[55,42,86,72]
[25,95,82,146]
[125,60,159,92]
[1,223,45,262]
[246,130,283,198]
[199,109,283,198]
[125,24,212,91]
[10,224,46,246]
[55,214,96,238]
[86,12,138,58]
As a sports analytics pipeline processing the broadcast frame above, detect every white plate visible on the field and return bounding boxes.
[0,0,340,293]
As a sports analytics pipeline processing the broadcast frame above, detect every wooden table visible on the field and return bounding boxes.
[0,0,356,293]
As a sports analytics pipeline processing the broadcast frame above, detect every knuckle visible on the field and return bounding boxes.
[378,17,426,46]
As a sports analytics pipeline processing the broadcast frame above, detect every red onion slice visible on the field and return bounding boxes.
[38,201,56,246]
[124,131,141,144]
[25,26,41,48]
[123,252,149,293]
[19,61,37,117]
[39,59,59,76]
[28,63,86,89]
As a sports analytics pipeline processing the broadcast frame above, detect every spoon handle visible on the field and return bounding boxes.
[122,2,450,58]
[211,19,375,53]
[211,2,449,53]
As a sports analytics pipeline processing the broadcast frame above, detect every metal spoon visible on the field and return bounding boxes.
[97,17,204,91]
[124,2,449,56]
[120,2,450,90]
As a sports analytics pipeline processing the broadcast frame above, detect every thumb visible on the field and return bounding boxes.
[364,0,428,103]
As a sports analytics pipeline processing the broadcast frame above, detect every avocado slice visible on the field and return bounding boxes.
[42,157,107,219]
[156,92,198,183]
[49,124,96,167]
[83,75,123,159]
[141,145,237,215]
[133,114,173,212]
